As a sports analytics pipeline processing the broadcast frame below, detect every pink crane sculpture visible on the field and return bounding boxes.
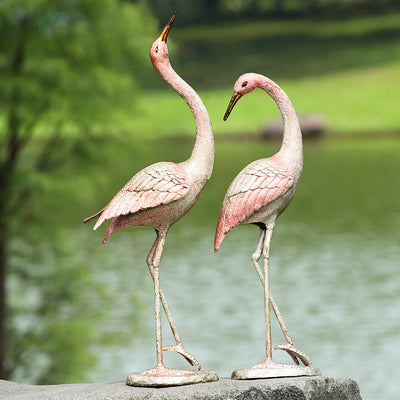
[215,73,320,379]
[85,13,218,387]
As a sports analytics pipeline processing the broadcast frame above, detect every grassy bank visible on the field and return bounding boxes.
[131,60,400,138]
[4,13,400,139]
[127,12,400,138]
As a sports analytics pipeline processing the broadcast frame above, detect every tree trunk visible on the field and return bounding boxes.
[0,90,18,381]
[0,227,10,380]
[0,148,12,378]
[0,16,27,379]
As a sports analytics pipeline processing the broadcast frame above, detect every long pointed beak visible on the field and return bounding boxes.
[223,92,242,121]
[159,11,178,42]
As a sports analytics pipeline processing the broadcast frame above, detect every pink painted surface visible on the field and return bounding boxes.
[215,73,303,252]
[215,73,313,374]
[85,13,216,381]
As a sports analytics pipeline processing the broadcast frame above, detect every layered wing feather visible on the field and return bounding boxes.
[215,159,294,250]
[92,162,189,230]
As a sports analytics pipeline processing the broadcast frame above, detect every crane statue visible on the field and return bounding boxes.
[215,73,320,379]
[85,13,218,386]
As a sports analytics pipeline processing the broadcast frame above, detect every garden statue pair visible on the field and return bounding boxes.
[85,12,320,387]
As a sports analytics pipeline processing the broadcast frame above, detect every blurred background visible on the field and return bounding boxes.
[0,1,399,399]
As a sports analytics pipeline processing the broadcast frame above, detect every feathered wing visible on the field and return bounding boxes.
[215,160,294,251]
[90,161,190,231]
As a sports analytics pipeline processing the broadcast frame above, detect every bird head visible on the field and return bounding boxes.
[150,12,177,68]
[223,73,258,121]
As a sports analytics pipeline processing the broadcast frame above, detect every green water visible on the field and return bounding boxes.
[23,136,400,399]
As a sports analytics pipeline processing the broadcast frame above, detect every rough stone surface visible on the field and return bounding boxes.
[0,376,362,400]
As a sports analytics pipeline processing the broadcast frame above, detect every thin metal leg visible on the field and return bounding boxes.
[251,229,293,345]
[251,227,311,366]
[146,231,201,369]
[126,229,218,386]
[151,230,167,367]
[262,228,273,361]
[147,235,182,344]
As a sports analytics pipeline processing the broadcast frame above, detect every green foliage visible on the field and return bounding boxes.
[0,0,158,384]
[130,13,400,137]
[8,236,100,384]
[0,0,157,137]
[148,0,400,23]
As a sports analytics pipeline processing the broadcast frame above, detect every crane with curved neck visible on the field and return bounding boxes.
[216,73,319,379]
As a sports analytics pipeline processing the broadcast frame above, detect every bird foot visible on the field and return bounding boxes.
[252,358,296,369]
[275,343,311,366]
[162,343,201,370]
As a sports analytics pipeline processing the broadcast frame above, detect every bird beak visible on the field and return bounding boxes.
[223,92,242,121]
[159,11,178,43]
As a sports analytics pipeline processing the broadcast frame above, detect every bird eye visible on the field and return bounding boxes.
[155,46,159,54]
[242,81,248,88]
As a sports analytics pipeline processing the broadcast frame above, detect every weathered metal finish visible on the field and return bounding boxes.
[231,365,321,380]
[126,368,219,387]
[215,73,316,378]
[85,12,217,386]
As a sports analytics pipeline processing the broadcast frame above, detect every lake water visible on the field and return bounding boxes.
[41,136,400,399]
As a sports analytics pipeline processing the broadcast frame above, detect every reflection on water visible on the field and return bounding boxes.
[72,137,398,400]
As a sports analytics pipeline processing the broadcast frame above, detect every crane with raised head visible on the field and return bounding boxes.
[85,13,217,385]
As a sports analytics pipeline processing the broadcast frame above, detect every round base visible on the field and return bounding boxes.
[126,369,219,387]
[232,365,321,380]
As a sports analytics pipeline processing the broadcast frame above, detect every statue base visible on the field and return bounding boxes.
[126,368,219,387]
[232,365,321,380]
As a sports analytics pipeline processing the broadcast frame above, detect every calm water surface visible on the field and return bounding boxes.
[66,136,398,399]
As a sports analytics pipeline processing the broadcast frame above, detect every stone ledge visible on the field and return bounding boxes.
[0,376,362,400]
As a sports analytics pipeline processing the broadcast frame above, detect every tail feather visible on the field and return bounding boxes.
[102,219,116,243]
[214,230,226,253]
[83,207,105,226]
[214,213,228,252]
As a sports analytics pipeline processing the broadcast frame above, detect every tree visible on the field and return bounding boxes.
[0,0,157,381]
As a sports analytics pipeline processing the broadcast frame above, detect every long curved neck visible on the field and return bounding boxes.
[258,75,303,172]
[155,59,214,182]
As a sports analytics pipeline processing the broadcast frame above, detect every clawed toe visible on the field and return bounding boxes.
[162,343,201,370]
[275,343,311,366]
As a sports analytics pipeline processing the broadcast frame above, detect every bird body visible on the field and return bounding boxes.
[89,159,206,242]
[216,73,314,374]
[215,73,302,251]
[215,156,297,250]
